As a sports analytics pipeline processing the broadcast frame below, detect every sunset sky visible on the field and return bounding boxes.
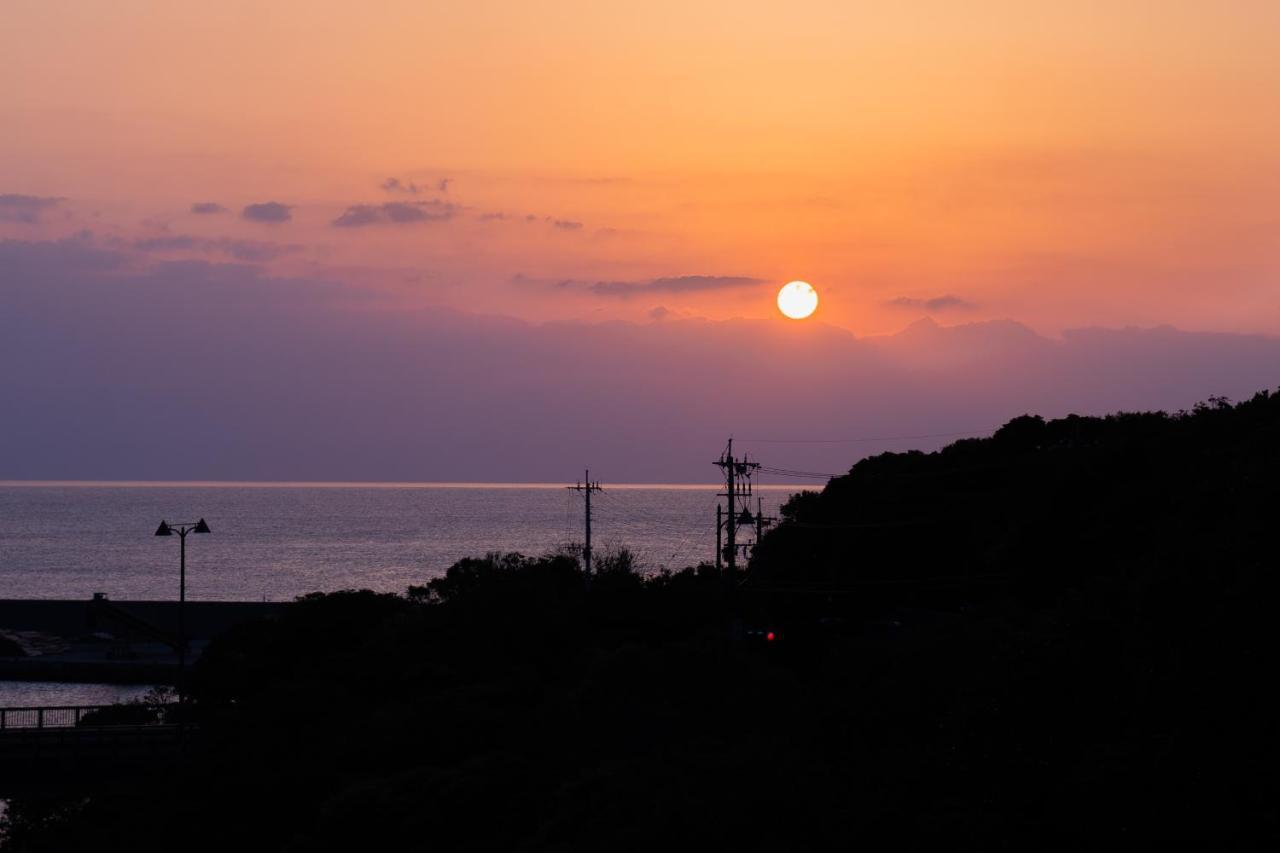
[3,2,1279,480]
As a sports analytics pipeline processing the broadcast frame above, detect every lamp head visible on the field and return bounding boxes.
[155,520,173,537]
[193,518,211,534]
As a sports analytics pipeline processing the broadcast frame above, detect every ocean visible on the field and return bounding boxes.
[0,482,804,601]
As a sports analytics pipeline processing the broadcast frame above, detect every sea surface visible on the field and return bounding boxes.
[0,681,156,708]
[0,482,804,601]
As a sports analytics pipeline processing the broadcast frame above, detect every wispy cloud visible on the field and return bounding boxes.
[886,295,978,312]
[332,200,456,228]
[381,177,452,195]
[0,194,66,224]
[242,202,292,223]
[478,211,590,230]
[131,234,302,263]
[380,178,419,195]
[565,275,767,298]
[190,202,227,215]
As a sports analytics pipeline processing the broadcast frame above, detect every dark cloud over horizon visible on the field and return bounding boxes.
[190,202,227,215]
[333,201,456,228]
[242,202,292,223]
[0,194,66,224]
[5,234,1280,483]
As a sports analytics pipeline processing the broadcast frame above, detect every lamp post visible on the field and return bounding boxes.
[155,518,210,705]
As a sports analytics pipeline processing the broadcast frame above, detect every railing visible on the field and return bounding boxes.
[0,704,175,730]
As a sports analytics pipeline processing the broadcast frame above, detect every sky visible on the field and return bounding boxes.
[3,2,1279,481]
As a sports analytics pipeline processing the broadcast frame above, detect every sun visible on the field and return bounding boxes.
[777,280,818,320]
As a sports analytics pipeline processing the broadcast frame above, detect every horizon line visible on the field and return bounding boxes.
[0,479,814,490]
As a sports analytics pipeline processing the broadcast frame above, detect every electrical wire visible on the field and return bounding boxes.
[758,465,842,480]
[739,428,993,444]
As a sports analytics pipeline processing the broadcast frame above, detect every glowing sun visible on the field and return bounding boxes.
[777,280,818,319]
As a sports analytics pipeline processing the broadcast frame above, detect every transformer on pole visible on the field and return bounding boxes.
[714,439,773,574]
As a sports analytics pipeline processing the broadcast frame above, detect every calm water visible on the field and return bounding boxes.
[0,681,156,707]
[0,483,803,601]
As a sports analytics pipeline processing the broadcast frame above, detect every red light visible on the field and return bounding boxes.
[766,631,776,642]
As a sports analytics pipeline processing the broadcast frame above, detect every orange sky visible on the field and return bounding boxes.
[3,1,1278,334]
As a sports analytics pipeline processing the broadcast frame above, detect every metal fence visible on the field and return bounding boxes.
[0,704,172,730]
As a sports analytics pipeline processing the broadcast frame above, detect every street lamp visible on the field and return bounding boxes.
[155,518,210,704]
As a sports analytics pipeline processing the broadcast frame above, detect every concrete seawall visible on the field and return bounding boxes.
[0,598,289,684]
[0,599,288,638]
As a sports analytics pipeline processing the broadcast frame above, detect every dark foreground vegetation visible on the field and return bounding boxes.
[5,392,1280,849]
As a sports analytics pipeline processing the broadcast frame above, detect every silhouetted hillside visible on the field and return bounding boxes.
[754,390,1280,590]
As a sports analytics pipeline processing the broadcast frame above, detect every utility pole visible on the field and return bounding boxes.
[755,497,774,545]
[715,504,723,571]
[568,469,603,579]
[727,439,736,570]
[714,439,761,574]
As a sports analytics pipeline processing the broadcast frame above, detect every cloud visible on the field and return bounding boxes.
[582,275,767,298]
[242,202,293,223]
[0,194,66,224]
[190,202,227,215]
[332,200,456,228]
[381,177,452,195]
[886,295,978,312]
[381,178,419,195]
[487,213,589,229]
[131,235,302,263]
[648,306,672,321]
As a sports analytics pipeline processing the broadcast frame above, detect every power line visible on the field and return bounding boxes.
[662,514,721,570]
[758,466,842,480]
[739,428,993,444]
